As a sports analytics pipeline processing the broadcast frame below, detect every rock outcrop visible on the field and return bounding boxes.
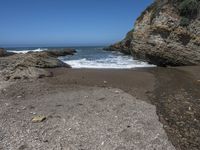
[43,48,76,57]
[0,48,16,57]
[0,48,6,57]
[107,0,200,66]
[0,49,75,80]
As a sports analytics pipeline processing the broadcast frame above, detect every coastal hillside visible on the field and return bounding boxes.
[108,0,200,66]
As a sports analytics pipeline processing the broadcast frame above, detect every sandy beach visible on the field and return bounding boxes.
[0,67,200,150]
[1,0,200,149]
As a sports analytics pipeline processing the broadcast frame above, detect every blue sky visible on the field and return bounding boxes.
[0,0,153,47]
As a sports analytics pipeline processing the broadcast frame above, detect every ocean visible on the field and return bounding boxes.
[6,46,155,69]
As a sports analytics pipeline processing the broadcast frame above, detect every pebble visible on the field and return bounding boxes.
[17,95,22,99]
[30,112,36,115]
[32,115,46,123]
[114,90,120,94]
[43,139,48,143]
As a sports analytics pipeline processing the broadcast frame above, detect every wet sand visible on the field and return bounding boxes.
[0,67,200,150]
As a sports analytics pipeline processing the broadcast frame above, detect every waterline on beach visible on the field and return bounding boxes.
[7,47,155,69]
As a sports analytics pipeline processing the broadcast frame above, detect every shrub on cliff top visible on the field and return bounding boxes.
[180,17,190,26]
[179,0,199,18]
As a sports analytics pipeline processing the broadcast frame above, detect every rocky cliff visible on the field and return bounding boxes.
[108,0,200,66]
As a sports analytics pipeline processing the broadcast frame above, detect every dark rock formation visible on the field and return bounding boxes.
[10,52,69,68]
[107,0,200,66]
[28,48,76,57]
[44,48,76,57]
[0,49,73,80]
[0,48,6,57]
[103,44,131,55]
[0,48,16,57]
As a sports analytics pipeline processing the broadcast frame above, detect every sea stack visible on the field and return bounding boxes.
[107,0,200,66]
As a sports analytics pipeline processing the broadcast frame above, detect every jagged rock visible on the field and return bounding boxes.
[26,48,76,57]
[107,0,200,66]
[103,44,131,55]
[0,48,6,57]
[43,48,76,57]
[0,48,15,57]
[0,52,70,68]
[0,50,72,81]
[3,67,53,80]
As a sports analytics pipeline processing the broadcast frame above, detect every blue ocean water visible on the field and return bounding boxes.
[6,46,155,69]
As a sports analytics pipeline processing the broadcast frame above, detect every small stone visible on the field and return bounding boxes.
[103,81,107,84]
[17,95,22,98]
[186,111,194,115]
[30,112,36,115]
[43,139,48,143]
[114,90,120,94]
[32,115,46,123]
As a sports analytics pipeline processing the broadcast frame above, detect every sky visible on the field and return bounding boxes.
[0,0,153,47]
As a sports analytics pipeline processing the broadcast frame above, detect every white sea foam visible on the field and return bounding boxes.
[8,47,156,69]
[61,56,155,69]
[9,48,46,54]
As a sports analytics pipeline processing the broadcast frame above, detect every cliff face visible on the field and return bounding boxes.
[109,0,200,66]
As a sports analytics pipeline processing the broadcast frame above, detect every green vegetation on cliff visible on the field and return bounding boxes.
[149,0,200,26]
[178,0,199,18]
[178,0,200,26]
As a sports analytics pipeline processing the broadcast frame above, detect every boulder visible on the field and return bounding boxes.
[13,52,70,68]
[0,51,71,81]
[0,48,16,57]
[0,52,69,68]
[0,48,6,57]
[2,67,53,80]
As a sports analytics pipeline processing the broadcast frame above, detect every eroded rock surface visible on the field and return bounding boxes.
[0,49,75,80]
[107,0,200,66]
[0,48,15,57]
